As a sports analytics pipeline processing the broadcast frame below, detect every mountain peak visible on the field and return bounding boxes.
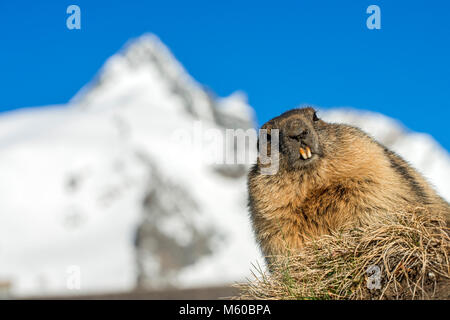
[71,34,189,106]
[100,33,188,85]
[71,33,254,128]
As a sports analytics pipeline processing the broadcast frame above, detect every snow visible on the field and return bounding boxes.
[0,34,448,297]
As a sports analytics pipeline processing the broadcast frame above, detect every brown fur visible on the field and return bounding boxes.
[248,107,450,268]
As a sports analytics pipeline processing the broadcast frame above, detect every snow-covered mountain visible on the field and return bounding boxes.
[0,34,448,297]
[0,34,260,297]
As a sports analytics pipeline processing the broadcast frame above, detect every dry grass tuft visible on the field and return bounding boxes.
[235,207,449,300]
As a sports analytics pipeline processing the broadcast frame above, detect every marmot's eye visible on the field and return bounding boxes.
[313,112,319,122]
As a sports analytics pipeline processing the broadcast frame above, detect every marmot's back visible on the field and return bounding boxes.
[248,108,450,266]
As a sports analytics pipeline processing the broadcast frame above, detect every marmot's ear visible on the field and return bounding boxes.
[313,111,319,122]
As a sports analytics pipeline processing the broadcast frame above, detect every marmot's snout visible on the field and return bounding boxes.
[281,119,320,167]
[260,107,322,169]
[257,108,325,171]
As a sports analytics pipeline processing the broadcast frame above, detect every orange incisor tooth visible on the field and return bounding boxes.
[306,146,312,158]
[299,148,307,160]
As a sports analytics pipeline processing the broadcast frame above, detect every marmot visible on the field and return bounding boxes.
[248,107,450,267]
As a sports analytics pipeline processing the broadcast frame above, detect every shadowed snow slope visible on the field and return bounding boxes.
[0,34,448,297]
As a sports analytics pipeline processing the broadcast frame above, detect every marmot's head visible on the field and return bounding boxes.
[258,107,328,172]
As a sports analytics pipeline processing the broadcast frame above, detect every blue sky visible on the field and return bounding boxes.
[1,0,449,150]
